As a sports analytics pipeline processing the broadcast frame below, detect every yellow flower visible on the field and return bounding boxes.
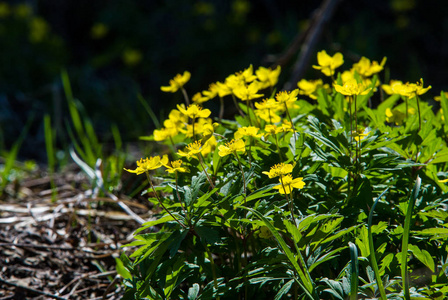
[233,81,264,101]
[262,163,293,178]
[192,92,210,104]
[164,159,189,173]
[255,109,281,123]
[238,64,258,83]
[385,108,406,125]
[273,174,305,194]
[161,71,191,93]
[216,81,233,97]
[218,139,246,157]
[177,140,204,160]
[256,65,281,89]
[312,50,344,76]
[333,79,371,96]
[275,90,299,109]
[352,56,387,77]
[234,126,263,140]
[255,98,281,111]
[393,78,431,98]
[124,155,169,175]
[381,80,403,95]
[202,83,220,100]
[177,104,211,119]
[264,124,282,137]
[297,79,324,100]
[153,127,178,141]
[201,135,217,156]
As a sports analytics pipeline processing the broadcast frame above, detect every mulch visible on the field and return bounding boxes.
[0,164,152,299]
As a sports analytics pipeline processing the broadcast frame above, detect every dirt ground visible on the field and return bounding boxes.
[0,164,151,299]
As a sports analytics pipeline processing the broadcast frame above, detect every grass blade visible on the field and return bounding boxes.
[401,176,421,300]
[348,242,358,300]
[367,187,389,300]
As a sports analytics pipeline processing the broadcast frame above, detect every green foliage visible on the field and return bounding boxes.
[119,53,448,299]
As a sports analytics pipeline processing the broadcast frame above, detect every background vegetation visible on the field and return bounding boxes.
[1,0,448,163]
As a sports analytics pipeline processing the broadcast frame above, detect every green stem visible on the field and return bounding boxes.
[280,176,297,227]
[181,87,190,106]
[284,103,298,143]
[174,172,187,217]
[232,94,245,117]
[197,153,216,190]
[274,134,283,162]
[416,95,422,132]
[145,172,186,228]
[234,152,247,204]
[219,97,224,121]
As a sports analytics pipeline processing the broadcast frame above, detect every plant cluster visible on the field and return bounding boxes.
[118,50,448,299]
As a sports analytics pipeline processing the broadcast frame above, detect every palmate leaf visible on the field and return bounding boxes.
[306,116,344,155]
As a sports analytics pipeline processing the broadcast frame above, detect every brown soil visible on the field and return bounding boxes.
[0,164,151,299]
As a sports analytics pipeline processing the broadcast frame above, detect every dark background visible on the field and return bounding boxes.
[1,0,447,162]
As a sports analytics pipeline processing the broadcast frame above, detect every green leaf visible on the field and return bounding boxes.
[164,256,186,298]
[413,227,448,240]
[239,206,317,299]
[115,257,132,280]
[408,244,435,272]
[274,279,294,300]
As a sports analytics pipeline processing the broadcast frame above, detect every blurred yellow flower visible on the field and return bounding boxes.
[273,174,305,194]
[0,2,10,18]
[14,3,32,18]
[256,65,281,89]
[153,126,178,141]
[381,80,403,95]
[161,71,191,93]
[233,81,264,101]
[385,108,406,125]
[434,92,448,102]
[313,50,344,76]
[394,78,431,98]
[297,79,325,100]
[218,139,246,157]
[352,56,387,77]
[125,155,168,175]
[91,22,108,39]
[202,83,219,100]
[29,17,48,43]
[192,92,209,104]
[123,49,142,66]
